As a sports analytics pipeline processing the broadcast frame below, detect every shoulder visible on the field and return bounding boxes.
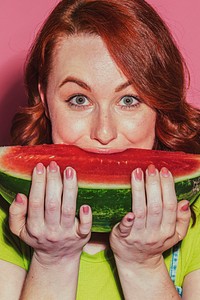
[181,206,200,260]
[0,196,32,270]
[176,208,200,286]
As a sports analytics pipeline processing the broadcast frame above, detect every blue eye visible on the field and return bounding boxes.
[67,94,90,107]
[119,95,140,108]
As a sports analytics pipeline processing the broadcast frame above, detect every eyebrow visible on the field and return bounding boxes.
[59,76,132,92]
[59,76,91,91]
[115,81,132,92]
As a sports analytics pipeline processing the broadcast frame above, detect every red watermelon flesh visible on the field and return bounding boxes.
[0,144,200,188]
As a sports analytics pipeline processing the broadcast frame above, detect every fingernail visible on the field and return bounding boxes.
[127,216,134,222]
[15,193,23,204]
[83,205,89,214]
[148,164,156,176]
[65,167,74,180]
[181,202,190,211]
[161,167,170,177]
[134,168,143,181]
[36,163,44,174]
[49,161,58,172]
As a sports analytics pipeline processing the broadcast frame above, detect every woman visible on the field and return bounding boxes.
[0,0,200,299]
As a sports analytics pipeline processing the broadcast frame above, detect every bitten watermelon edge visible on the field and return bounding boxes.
[0,144,200,232]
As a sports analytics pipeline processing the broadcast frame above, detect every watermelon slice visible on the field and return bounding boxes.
[0,144,200,232]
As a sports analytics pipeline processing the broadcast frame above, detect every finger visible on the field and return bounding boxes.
[45,161,63,226]
[160,167,177,235]
[131,168,146,230]
[9,193,28,237]
[28,163,46,224]
[116,212,135,237]
[61,167,78,228]
[146,165,163,229]
[77,205,92,237]
[163,200,191,250]
[175,200,191,240]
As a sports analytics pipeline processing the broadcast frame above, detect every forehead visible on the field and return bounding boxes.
[50,33,127,83]
[53,34,107,64]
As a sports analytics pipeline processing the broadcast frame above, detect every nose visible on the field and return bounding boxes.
[91,109,117,145]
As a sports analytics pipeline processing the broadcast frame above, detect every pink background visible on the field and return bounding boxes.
[0,0,199,146]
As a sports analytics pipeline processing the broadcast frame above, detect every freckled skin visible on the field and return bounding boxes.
[40,34,156,151]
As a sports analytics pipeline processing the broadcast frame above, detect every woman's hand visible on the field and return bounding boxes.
[110,165,191,267]
[9,161,92,265]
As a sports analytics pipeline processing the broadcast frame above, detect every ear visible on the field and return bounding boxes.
[38,83,50,119]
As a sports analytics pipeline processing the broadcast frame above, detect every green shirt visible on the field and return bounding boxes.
[1,198,200,299]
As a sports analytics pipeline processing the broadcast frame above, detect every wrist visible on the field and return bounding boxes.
[114,254,174,288]
[32,250,82,268]
[114,252,164,273]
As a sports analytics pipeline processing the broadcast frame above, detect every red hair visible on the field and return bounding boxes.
[11,0,200,153]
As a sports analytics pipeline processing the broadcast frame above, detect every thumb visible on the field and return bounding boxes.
[9,193,28,237]
[114,212,135,238]
[176,200,191,241]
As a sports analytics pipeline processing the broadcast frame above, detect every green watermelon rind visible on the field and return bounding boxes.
[0,171,200,232]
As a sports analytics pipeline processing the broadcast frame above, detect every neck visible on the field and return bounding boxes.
[83,232,110,255]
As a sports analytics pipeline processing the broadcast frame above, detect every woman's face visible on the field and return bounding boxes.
[40,34,156,153]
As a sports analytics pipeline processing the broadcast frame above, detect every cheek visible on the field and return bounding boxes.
[121,111,156,143]
[50,113,89,144]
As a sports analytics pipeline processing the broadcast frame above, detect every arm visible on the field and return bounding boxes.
[0,260,26,300]
[9,162,92,300]
[182,270,200,300]
[110,165,191,300]
[20,252,81,300]
[114,255,180,299]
